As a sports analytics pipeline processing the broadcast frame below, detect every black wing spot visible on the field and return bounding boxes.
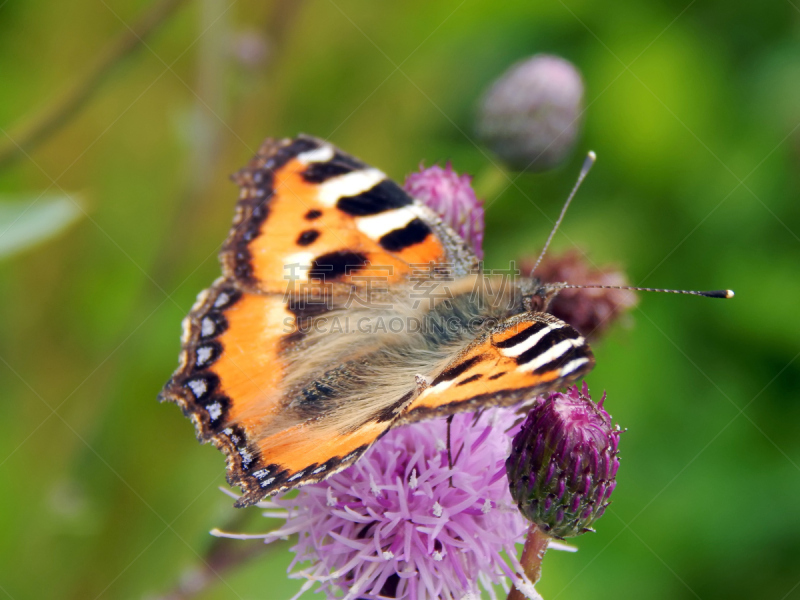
[378,218,431,252]
[488,372,507,380]
[336,180,412,216]
[297,229,320,246]
[308,251,368,282]
[305,209,323,220]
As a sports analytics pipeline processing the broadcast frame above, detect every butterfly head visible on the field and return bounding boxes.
[519,277,560,313]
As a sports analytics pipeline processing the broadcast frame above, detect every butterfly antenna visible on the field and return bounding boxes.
[550,283,735,299]
[530,151,596,277]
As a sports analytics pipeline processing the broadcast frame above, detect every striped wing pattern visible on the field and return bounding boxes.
[400,312,594,424]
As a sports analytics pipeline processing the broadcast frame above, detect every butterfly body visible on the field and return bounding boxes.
[161,135,594,507]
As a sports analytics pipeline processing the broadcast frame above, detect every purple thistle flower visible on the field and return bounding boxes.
[404,164,485,259]
[218,409,549,600]
[506,383,621,539]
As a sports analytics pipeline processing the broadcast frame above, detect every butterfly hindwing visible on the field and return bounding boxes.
[398,312,595,424]
[158,278,297,490]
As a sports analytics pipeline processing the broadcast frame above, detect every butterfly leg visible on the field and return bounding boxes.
[446,414,454,469]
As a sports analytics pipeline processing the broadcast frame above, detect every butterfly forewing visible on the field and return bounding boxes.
[221,135,478,295]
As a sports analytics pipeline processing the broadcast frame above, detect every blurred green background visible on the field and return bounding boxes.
[1,1,799,598]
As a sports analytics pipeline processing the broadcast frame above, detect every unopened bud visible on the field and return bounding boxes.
[477,54,584,172]
[506,383,620,538]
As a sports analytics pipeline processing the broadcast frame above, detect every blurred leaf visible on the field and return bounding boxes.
[0,194,83,259]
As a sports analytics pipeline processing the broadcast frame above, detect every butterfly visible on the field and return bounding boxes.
[159,135,594,507]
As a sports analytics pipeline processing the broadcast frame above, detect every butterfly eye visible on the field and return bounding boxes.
[517,279,549,313]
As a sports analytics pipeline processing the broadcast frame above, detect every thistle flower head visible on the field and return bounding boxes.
[477,54,584,172]
[242,409,539,600]
[506,383,620,539]
[404,163,485,259]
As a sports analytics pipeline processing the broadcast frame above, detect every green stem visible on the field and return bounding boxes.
[156,506,287,600]
[507,524,550,600]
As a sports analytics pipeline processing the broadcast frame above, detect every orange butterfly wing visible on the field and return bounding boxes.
[161,136,479,506]
[160,276,395,506]
[221,135,478,294]
[397,312,595,425]
[161,136,595,507]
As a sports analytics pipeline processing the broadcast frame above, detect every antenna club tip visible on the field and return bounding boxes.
[579,151,596,176]
[700,289,735,299]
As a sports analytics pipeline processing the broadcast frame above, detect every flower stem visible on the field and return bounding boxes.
[155,508,286,600]
[156,534,286,600]
[508,524,550,600]
[0,0,190,170]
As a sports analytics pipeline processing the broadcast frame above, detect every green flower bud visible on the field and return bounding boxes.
[506,383,620,538]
